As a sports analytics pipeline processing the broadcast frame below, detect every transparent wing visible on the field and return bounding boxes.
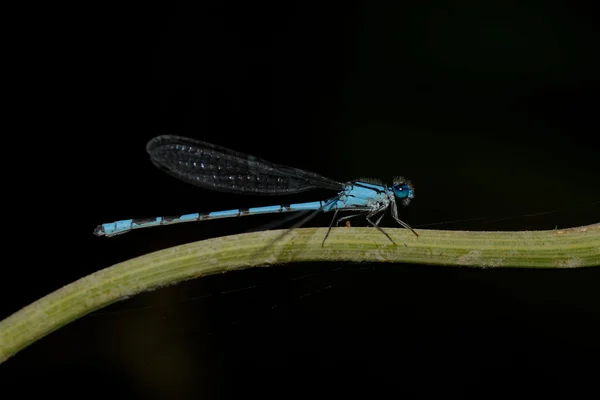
[146,135,344,195]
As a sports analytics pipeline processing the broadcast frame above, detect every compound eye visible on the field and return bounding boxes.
[392,184,408,199]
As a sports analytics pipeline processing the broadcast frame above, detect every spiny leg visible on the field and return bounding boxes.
[322,208,340,247]
[374,209,385,226]
[365,207,386,227]
[392,215,419,237]
[323,206,372,246]
[391,201,419,237]
[366,209,396,245]
[335,212,367,226]
[324,207,373,246]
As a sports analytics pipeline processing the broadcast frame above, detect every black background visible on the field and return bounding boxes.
[2,1,600,398]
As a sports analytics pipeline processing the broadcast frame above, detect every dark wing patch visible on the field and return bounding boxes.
[146,135,344,195]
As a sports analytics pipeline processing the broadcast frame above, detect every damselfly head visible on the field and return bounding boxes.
[392,177,414,206]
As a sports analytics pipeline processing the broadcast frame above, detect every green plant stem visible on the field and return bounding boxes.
[1,224,599,363]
